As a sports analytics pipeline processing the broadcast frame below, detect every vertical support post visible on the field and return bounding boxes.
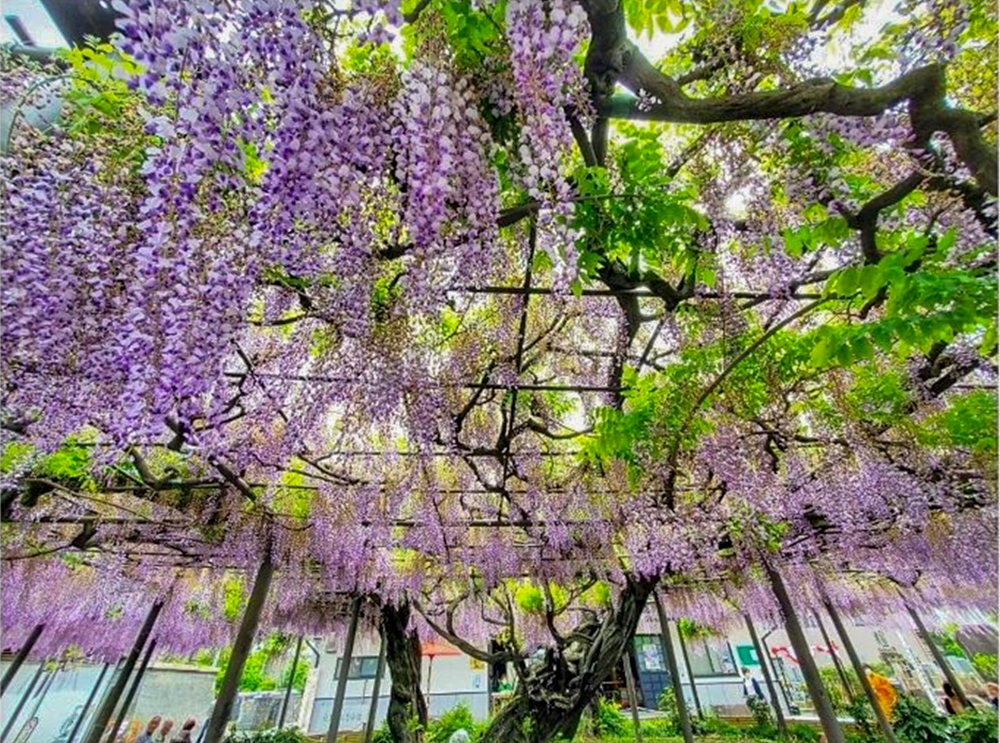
[813,609,854,702]
[0,663,45,743]
[82,602,163,743]
[676,626,704,718]
[764,560,846,743]
[106,638,157,743]
[823,600,899,743]
[363,638,387,743]
[902,599,973,709]
[67,663,111,743]
[1,625,44,696]
[326,596,362,743]
[745,614,788,737]
[278,635,304,729]
[204,557,275,743]
[622,649,644,742]
[654,592,694,743]
[17,663,59,735]
[761,631,793,710]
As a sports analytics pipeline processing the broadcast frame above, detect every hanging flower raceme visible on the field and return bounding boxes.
[506,0,590,289]
[392,61,500,308]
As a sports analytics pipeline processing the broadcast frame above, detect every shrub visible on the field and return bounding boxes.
[697,712,743,738]
[821,667,864,714]
[591,697,630,738]
[223,729,309,743]
[371,721,395,743]
[892,696,954,743]
[789,723,823,743]
[639,718,676,738]
[426,703,480,743]
[846,696,881,743]
[952,708,999,743]
[656,686,689,734]
[747,695,776,736]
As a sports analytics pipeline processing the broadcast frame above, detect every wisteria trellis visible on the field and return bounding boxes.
[0,1,996,741]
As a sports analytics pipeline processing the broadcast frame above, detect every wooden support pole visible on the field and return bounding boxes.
[676,626,704,718]
[278,635,304,729]
[67,663,111,743]
[1,625,44,696]
[0,663,45,743]
[326,596,362,743]
[745,614,788,737]
[823,600,899,743]
[764,560,845,743]
[204,558,275,743]
[902,599,973,709]
[106,638,157,743]
[813,609,855,702]
[82,602,163,743]
[653,593,694,743]
[622,649,643,742]
[13,664,59,742]
[363,638,387,743]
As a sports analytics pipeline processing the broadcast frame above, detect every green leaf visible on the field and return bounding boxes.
[809,330,839,367]
[783,228,802,258]
[859,264,883,300]
[836,266,861,296]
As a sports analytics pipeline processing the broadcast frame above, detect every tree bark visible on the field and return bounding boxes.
[764,560,846,743]
[812,609,855,703]
[903,599,974,709]
[477,576,657,743]
[82,602,163,743]
[676,626,703,718]
[381,600,428,743]
[622,650,643,741]
[279,636,303,729]
[327,597,362,743]
[67,664,110,743]
[204,558,274,743]
[654,593,694,743]
[363,638,387,743]
[1,624,44,696]
[578,1,997,196]
[107,638,157,743]
[745,614,788,737]
[823,599,900,743]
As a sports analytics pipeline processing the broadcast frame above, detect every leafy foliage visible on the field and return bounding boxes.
[892,697,955,743]
[426,703,482,743]
[223,728,310,743]
[590,698,630,738]
[952,708,1000,743]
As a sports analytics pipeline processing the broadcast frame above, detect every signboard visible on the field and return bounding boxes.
[736,644,760,666]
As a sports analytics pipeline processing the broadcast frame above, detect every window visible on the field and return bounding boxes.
[634,635,666,672]
[334,656,380,679]
[687,638,737,677]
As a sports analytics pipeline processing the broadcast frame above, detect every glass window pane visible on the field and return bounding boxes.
[360,657,379,677]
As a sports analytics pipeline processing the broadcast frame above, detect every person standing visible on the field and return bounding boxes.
[156,720,174,743]
[985,682,998,710]
[742,667,765,701]
[942,682,965,715]
[171,719,198,743]
[134,717,162,743]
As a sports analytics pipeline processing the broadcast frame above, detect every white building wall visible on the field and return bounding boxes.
[637,609,989,716]
[305,633,489,736]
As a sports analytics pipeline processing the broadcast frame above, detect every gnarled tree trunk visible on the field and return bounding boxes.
[381,600,428,743]
[478,576,656,743]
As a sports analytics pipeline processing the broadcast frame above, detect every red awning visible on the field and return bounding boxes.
[421,641,461,657]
